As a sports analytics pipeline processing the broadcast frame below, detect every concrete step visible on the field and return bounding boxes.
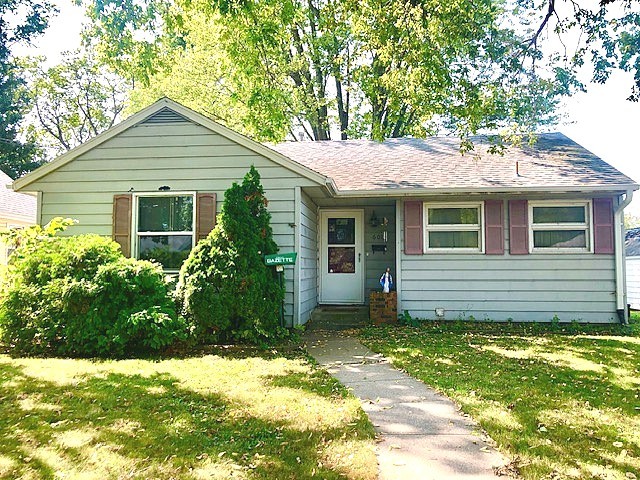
[307,305,371,331]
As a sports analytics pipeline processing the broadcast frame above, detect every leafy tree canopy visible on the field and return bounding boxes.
[519,0,639,102]
[0,0,57,179]
[76,0,637,143]
[22,51,128,158]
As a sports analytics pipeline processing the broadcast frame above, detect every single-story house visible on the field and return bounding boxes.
[625,227,640,310]
[11,98,639,324]
[1,170,36,265]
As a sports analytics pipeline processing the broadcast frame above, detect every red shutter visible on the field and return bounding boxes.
[113,194,132,257]
[484,200,504,255]
[593,197,614,254]
[509,200,529,255]
[196,192,217,242]
[404,201,423,255]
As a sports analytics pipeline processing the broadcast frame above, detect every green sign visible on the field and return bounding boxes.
[264,252,297,266]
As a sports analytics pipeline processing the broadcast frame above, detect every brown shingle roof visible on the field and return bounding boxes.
[1,171,36,222]
[271,133,636,193]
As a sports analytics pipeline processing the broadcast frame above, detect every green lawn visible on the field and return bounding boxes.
[0,351,377,480]
[361,321,640,480]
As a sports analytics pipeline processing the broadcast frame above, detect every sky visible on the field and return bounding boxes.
[15,0,640,212]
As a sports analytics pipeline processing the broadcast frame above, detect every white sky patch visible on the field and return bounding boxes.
[12,0,85,66]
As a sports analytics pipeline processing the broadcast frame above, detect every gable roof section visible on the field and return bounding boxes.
[271,133,637,195]
[12,98,329,192]
[0,171,36,222]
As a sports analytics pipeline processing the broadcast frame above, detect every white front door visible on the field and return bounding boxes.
[320,210,364,304]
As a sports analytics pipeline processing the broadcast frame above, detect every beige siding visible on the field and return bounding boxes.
[0,218,34,265]
[0,219,9,265]
[398,199,618,323]
[29,120,320,324]
[626,257,640,309]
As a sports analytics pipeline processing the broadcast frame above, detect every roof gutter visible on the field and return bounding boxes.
[324,178,339,196]
[614,189,634,324]
[329,184,639,198]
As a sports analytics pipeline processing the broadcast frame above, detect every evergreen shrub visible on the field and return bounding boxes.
[176,166,286,345]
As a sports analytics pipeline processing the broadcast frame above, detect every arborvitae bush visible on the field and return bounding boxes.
[0,218,186,357]
[176,166,286,345]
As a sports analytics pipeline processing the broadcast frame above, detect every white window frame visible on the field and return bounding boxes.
[528,200,593,253]
[423,202,484,253]
[132,191,197,271]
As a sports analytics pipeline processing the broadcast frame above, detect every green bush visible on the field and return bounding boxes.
[63,258,187,356]
[176,166,286,345]
[0,219,186,357]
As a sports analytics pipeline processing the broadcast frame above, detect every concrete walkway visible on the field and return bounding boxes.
[304,330,512,479]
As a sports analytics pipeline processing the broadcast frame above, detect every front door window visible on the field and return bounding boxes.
[327,217,356,273]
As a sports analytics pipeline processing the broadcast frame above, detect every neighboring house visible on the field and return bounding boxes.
[11,98,638,324]
[1,170,37,265]
[625,228,640,309]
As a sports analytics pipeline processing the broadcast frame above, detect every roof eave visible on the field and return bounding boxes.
[330,183,640,198]
[13,98,329,192]
[13,100,177,192]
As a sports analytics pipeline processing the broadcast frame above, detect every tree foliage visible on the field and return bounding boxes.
[76,0,582,143]
[625,212,640,229]
[521,0,640,102]
[0,0,56,178]
[176,166,286,345]
[23,51,128,157]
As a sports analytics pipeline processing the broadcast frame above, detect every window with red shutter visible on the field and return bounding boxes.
[122,191,217,270]
[113,194,132,257]
[529,201,591,252]
[404,201,423,254]
[484,200,504,255]
[509,200,529,255]
[593,197,614,254]
[423,203,483,252]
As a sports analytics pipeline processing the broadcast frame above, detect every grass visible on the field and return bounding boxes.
[0,350,377,479]
[361,320,640,480]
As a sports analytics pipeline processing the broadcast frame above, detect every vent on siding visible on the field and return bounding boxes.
[142,107,190,124]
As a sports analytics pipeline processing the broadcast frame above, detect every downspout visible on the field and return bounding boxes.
[614,189,634,324]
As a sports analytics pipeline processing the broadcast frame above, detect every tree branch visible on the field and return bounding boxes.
[525,0,556,50]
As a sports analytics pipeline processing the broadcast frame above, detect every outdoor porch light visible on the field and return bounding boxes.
[369,210,379,227]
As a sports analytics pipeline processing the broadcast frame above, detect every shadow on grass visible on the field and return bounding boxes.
[265,369,350,400]
[361,325,640,479]
[0,358,375,479]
